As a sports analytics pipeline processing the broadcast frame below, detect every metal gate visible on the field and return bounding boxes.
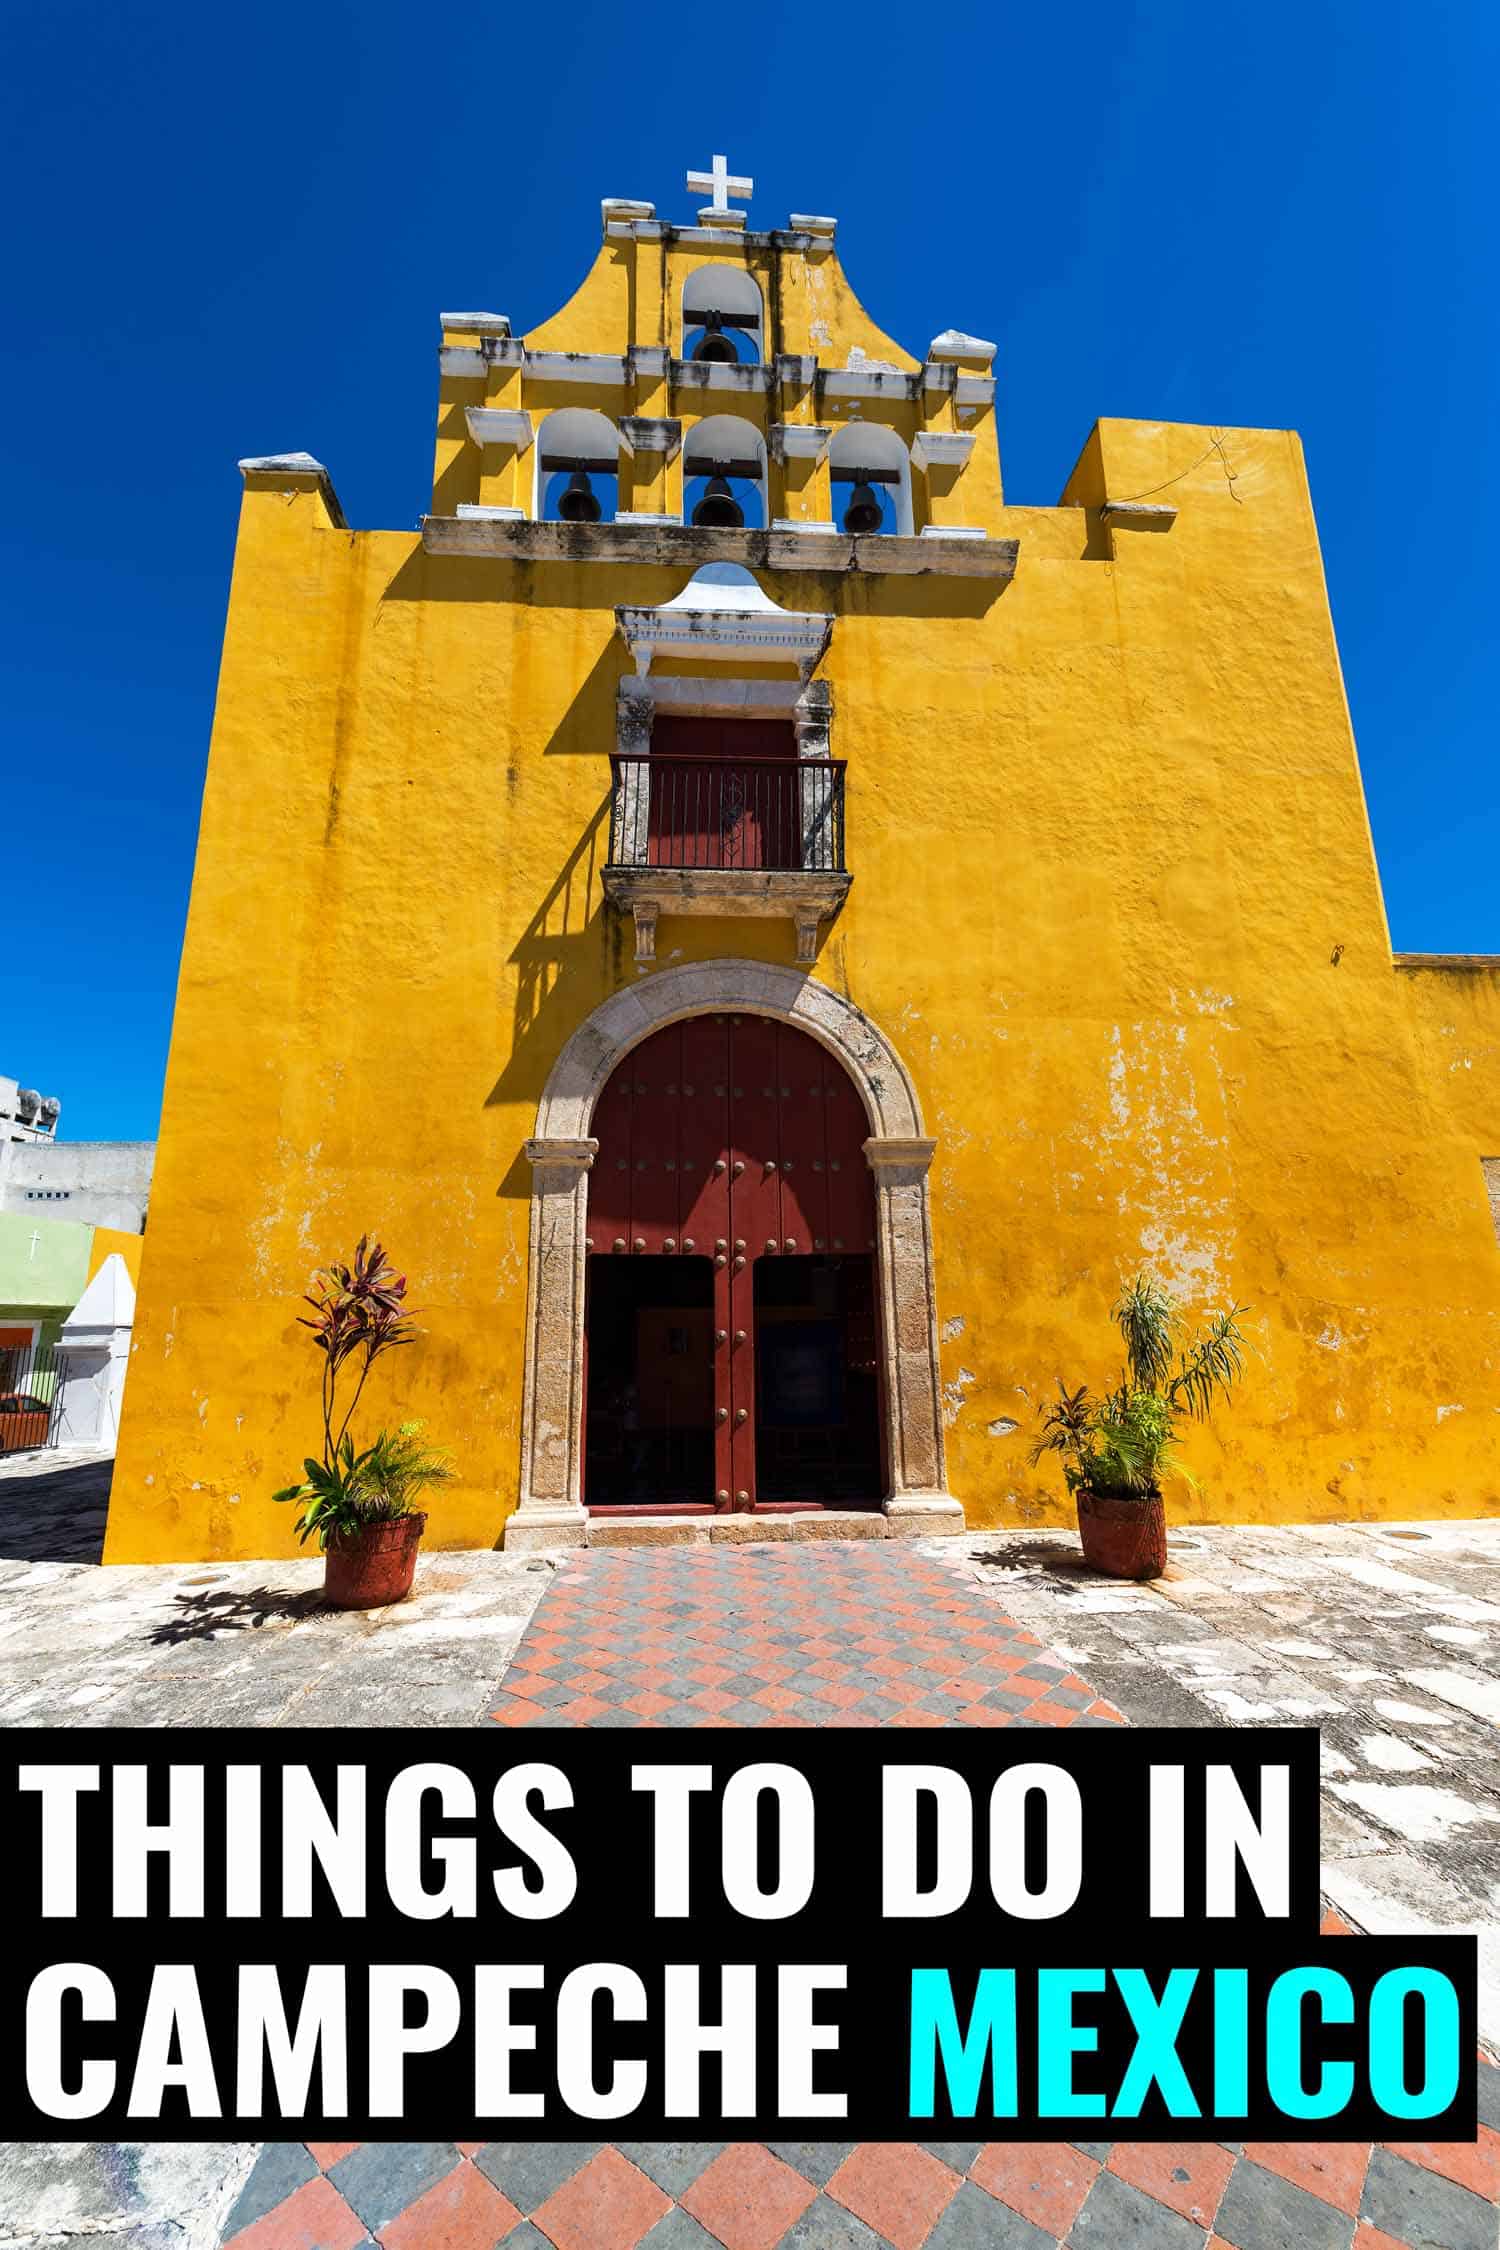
[0,1335,65,1457]
[583,1014,881,1513]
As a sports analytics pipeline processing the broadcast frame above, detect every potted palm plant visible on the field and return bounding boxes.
[274,1237,452,1607]
[1030,1274,1249,1580]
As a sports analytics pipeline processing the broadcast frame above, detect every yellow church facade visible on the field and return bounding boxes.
[105,165,1500,1564]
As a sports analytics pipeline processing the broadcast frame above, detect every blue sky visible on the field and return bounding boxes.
[3,2,1495,1139]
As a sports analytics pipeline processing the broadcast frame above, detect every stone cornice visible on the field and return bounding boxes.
[419,515,1019,581]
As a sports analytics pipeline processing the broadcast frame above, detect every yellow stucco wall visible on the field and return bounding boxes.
[105,233,1500,1563]
[87,1228,144,1290]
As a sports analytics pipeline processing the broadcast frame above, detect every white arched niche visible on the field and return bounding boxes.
[682,264,764,364]
[682,414,767,530]
[828,419,914,537]
[533,407,622,523]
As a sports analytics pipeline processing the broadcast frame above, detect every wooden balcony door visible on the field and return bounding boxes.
[647,716,801,871]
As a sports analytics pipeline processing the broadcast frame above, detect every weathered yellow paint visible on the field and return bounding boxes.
[106,225,1500,1563]
[86,1228,143,1290]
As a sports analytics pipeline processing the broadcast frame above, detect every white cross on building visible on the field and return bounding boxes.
[687,152,752,219]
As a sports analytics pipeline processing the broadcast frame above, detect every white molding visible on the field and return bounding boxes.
[772,518,838,535]
[788,213,837,236]
[671,359,773,396]
[632,674,807,712]
[616,564,832,676]
[524,350,630,387]
[440,311,511,336]
[601,199,654,222]
[629,346,671,380]
[1101,500,1179,531]
[911,430,976,471]
[439,345,487,378]
[770,423,832,463]
[456,503,525,521]
[955,374,996,407]
[919,524,988,541]
[672,225,768,249]
[820,366,917,399]
[465,407,533,452]
[927,328,996,363]
[238,452,327,477]
[616,511,683,527]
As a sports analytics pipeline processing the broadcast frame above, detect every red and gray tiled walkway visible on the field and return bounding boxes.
[220,1544,1499,2246]
[222,2118,1500,2250]
[488,1545,1124,1730]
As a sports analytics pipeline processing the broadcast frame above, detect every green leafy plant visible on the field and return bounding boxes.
[1031,1273,1250,1501]
[273,1238,452,1547]
[276,1420,453,1550]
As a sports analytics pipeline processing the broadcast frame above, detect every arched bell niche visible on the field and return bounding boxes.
[534,407,621,524]
[828,420,913,537]
[683,414,767,529]
[682,264,764,364]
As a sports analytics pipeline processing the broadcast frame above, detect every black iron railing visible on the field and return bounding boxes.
[0,1336,64,1457]
[607,755,846,874]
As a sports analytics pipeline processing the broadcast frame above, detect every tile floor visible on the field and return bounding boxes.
[487,1546,1126,1730]
[221,2109,1500,2249]
[219,1547,1499,2245]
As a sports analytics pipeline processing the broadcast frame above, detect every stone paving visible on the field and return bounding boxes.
[2,1465,1499,2244]
[206,2114,1500,2250]
[926,1521,1500,2046]
[0,1446,114,1564]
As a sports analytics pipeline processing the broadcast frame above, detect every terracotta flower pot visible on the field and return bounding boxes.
[1074,1486,1166,1580]
[323,1512,426,1609]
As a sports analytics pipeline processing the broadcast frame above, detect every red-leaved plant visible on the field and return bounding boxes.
[298,1234,416,1470]
[275,1236,451,1553]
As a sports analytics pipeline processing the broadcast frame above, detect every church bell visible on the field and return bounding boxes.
[842,480,884,536]
[692,311,737,365]
[557,470,602,524]
[692,475,744,529]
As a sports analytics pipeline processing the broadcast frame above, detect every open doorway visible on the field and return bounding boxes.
[583,1255,715,1507]
[753,1255,884,1505]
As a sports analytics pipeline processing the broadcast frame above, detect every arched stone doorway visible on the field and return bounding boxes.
[585,1013,882,1514]
[507,961,962,1549]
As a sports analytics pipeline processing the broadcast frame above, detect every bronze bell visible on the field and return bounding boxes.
[842,480,884,535]
[692,474,744,529]
[557,469,601,524]
[693,310,737,364]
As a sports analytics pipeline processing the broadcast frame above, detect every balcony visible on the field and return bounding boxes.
[603,754,851,964]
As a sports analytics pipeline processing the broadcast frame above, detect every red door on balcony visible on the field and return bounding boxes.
[647,716,801,871]
[583,1014,883,1512]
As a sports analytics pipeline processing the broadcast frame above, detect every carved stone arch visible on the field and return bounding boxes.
[508,961,964,1549]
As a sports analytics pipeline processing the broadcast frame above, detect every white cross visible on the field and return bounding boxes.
[687,152,752,216]
[27,1230,40,1260]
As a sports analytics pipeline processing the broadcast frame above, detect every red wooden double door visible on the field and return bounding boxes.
[584,1014,883,1512]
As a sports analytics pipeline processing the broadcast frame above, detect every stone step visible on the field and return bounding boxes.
[586,1509,891,1548]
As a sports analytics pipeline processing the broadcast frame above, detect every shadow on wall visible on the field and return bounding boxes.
[485,789,623,1198]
